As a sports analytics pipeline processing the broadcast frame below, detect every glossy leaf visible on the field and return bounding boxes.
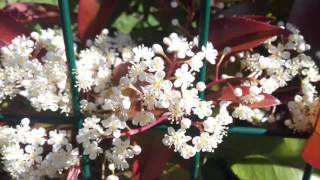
[3,3,60,26]
[303,104,320,168]
[0,10,29,47]
[209,16,289,53]
[214,86,280,108]
[231,155,320,180]
[78,0,119,42]
[303,133,320,169]
[240,15,272,22]
[133,131,174,180]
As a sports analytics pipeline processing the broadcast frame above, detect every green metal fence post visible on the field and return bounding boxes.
[302,163,313,180]
[58,1,91,179]
[193,0,212,179]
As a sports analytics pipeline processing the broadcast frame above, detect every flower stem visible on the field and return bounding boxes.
[215,54,226,81]
[102,115,169,139]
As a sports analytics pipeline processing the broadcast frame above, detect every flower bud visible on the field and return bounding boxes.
[233,88,243,97]
[152,44,164,54]
[196,82,206,91]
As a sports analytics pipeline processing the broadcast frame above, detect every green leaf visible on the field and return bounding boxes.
[112,12,141,33]
[231,155,320,180]
[208,136,306,165]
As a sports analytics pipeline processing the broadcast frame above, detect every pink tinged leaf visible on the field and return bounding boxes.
[3,3,61,26]
[67,163,81,180]
[248,93,281,109]
[0,10,29,47]
[78,0,119,42]
[215,86,280,108]
[0,121,7,126]
[209,16,289,53]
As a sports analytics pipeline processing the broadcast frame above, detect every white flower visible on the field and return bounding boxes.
[145,71,172,96]
[162,127,191,151]
[131,145,142,155]
[179,144,196,159]
[203,117,216,133]
[148,56,165,72]
[233,88,243,97]
[163,33,194,58]
[83,116,103,133]
[196,82,206,91]
[174,64,195,89]
[192,132,217,152]
[107,175,119,180]
[188,52,204,72]
[241,86,265,104]
[132,45,154,61]
[260,77,279,93]
[101,114,126,138]
[232,104,255,121]
[202,42,218,64]
[47,130,68,152]
[83,141,103,160]
[132,111,155,126]
[193,101,213,119]
[179,88,200,114]
[180,118,192,129]
[28,128,46,145]
[105,138,140,171]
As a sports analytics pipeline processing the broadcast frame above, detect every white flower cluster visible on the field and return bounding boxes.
[163,101,232,159]
[285,80,319,132]
[0,118,78,179]
[235,23,320,129]
[231,86,269,122]
[0,22,318,179]
[0,29,72,114]
[105,138,141,170]
[75,30,222,168]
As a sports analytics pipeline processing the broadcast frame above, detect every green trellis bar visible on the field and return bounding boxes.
[0,114,71,124]
[193,0,212,179]
[57,0,91,179]
[302,163,313,180]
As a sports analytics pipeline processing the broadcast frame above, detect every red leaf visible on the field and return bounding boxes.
[0,10,29,47]
[239,15,272,23]
[67,163,81,180]
[209,16,289,53]
[112,63,130,85]
[3,3,60,26]
[303,132,320,168]
[214,86,280,108]
[303,104,320,168]
[133,131,174,180]
[78,0,119,42]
